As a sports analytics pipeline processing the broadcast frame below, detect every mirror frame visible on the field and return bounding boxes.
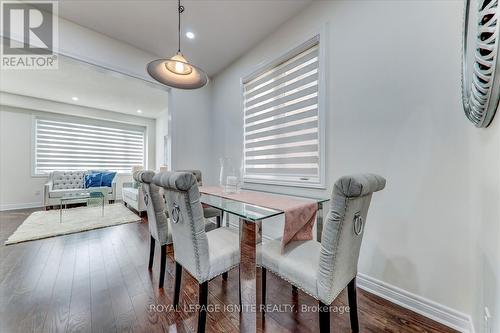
[462,0,500,128]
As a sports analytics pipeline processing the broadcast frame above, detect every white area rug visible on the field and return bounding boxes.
[5,204,141,245]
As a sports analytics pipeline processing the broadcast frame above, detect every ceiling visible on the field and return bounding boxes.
[56,0,312,76]
[0,51,168,118]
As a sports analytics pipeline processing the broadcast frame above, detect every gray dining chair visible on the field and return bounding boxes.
[153,171,241,333]
[135,170,220,290]
[259,174,386,333]
[133,170,172,289]
[177,169,223,227]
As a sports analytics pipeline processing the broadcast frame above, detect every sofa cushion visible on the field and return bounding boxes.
[52,171,85,190]
[85,172,103,188]
[101,172,116,187]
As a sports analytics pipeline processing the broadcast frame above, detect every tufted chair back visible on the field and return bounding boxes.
[153,171,209,281]
[133,170,171,245]
[176,169,203,186]
[317,174,386,304]
[51,171,85,190]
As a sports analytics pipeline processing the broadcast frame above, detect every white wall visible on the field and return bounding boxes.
[468,111,500,333]
[56,14,156,81]
[155,110,169,170]
[0,102,157,210]
[0,108,46,210]
[169,85,215,183]
[209,1,499,331]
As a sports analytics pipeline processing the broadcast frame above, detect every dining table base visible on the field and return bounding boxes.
[239,218,264,333]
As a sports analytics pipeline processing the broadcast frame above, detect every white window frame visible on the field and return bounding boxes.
[31,114,147,177]
[241,33,327,189]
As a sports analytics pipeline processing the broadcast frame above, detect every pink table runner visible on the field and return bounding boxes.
[199,186,317,252]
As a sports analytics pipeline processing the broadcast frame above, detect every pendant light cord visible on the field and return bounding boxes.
[177,0,184,53]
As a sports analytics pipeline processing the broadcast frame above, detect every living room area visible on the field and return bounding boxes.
[0,47,168,243]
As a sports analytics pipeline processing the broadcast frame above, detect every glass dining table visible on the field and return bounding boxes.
[200,190,330,240]
[199,189,329,332]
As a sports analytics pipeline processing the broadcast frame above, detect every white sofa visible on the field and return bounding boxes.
[122,182,147,214]
[44,170,117,208]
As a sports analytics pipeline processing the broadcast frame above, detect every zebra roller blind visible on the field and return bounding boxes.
[243,38,322,185]
[34,118,145,174]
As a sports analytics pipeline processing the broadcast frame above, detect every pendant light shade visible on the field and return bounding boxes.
[147,0,208,89]
[147,56,208,89]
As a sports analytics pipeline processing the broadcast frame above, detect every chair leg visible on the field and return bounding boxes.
[159,244,166,289]
[262,267,267,314]
[197,281,208,333]
[174,262,182,308]
[148,236,155,270]
[216,215,221,228]
[347,277,359,332]
[319,301,330,333]
[222,272,228,281]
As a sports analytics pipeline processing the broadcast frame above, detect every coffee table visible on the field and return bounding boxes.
[59,191,106,223]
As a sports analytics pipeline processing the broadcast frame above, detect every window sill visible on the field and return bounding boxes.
[243,178,326,190]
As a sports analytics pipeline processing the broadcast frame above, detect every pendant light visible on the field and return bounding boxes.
[147,0,208,89]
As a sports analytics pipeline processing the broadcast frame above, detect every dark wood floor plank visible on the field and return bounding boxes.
[19,237,66,333]
[0,240,43,319]
[0,207,458,333]
[99,227,137,333]
[42,235,78,333]
[89,268,117,333]
[66,233,91,333]
[88,228,120,333]
[2,237,55,333]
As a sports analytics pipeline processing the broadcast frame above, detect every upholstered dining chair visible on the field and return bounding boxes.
[133,170,172,289]
[153,171,241,333]
[177,169,223,227]
[259,174,386,333]
[135,170,220,290]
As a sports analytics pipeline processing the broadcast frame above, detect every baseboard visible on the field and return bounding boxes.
[0,202,43,211]
[357,273,475,333]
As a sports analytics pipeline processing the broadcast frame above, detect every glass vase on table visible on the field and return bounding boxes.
[219,157,243,194]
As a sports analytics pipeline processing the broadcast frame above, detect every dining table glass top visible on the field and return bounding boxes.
[200,189,329,222]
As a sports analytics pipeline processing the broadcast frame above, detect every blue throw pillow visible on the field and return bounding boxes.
[101,171,116,187]
[85,173,102,188]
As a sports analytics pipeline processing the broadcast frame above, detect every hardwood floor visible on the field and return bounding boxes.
[0,207,458,333]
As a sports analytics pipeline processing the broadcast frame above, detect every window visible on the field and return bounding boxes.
[33,117,145,175]
[243,37,323,187]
